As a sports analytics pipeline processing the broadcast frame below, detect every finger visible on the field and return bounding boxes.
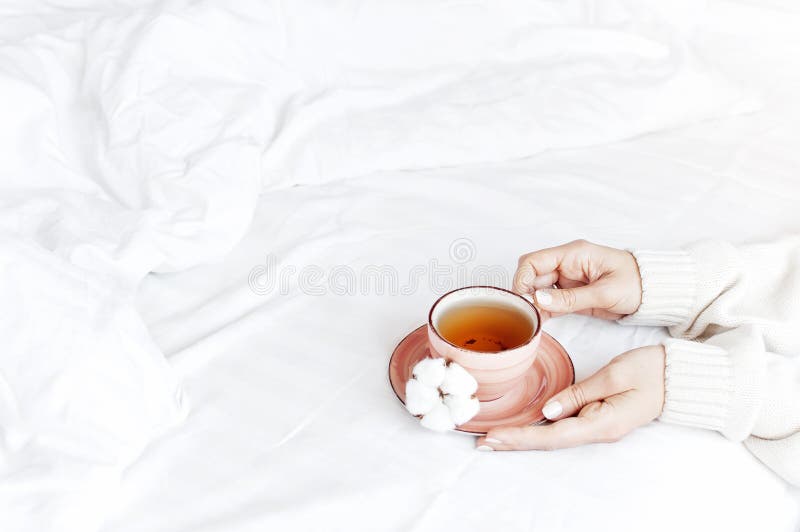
[517,246,564,276]
[534,282,612,315]
[480,397,643,451]
[479,415,602,451]
[541,361,629,420]
[554,277,584,290]
[536,278,583,319]
[514,241,587,293]
[581,308,623,320]
[512,264,559,294]
[557,278,624,319]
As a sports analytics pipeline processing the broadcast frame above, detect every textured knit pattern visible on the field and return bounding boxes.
[660,338,734,433]
[622,237,800,486]
[618,250,695,327]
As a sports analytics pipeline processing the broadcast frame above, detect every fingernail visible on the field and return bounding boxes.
[485,437,503,444]
[542,401,562,420]
[476,445,494,452]
[535,289,553,307]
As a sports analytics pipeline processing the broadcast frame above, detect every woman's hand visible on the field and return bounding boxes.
[476,346,666,451]
[513,239,642,320]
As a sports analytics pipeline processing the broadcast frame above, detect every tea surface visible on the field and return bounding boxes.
[437,303,533,352]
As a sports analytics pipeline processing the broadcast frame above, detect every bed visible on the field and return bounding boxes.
[1,1,799,531]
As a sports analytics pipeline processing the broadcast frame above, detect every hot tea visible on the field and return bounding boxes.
[436,303,534,352]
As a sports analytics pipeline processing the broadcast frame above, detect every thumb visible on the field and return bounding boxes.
[534,284,609,314]
[541,362,626,420]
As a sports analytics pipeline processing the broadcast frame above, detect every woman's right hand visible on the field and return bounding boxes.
[513,240,643,320]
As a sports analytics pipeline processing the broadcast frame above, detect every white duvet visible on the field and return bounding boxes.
[0,1,798,531]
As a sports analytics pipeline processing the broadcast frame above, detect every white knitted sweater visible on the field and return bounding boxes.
[620,237,800,486]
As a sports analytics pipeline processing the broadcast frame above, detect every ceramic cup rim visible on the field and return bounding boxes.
[427,285,542,358]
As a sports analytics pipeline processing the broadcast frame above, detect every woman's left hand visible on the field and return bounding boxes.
[476,345,666,451]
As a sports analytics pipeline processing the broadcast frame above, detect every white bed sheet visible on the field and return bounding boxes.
[2,0,800,530]
[128,149,800,531]
[125,48,800,532]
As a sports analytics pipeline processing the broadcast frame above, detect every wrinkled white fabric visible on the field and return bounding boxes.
[0,0,798,531]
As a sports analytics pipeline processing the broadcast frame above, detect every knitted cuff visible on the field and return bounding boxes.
[618,250,696,327]
[659,332,764,441]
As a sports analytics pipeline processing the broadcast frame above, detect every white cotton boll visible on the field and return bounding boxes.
[443,394,480,426]
[411,357,446,387]
[420,401,455,432]
[404,378,440,416]
[439,362,478,396]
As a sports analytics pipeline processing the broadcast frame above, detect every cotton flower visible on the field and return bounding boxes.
[443,394,481,425]
[405,359,480,431]
[420,401,456,432]
[411,357,446,387]
[439,362,478,396]
[404,378,440,416]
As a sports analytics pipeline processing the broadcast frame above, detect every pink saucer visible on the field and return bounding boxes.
[389,325,575,435]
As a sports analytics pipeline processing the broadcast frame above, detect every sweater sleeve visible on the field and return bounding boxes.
[620,236,800,352]
[619,236,800,485]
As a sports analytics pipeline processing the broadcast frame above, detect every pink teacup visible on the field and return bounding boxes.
[427,286,542,401]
